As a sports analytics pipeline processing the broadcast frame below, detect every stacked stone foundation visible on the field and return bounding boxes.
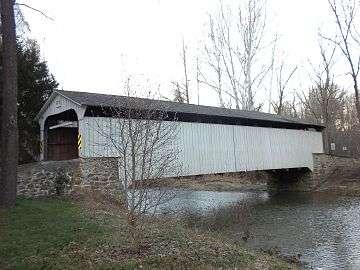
[311,154,360,190]
[268,154,360,192]
[16,154,360,197]
[17,158,122,197]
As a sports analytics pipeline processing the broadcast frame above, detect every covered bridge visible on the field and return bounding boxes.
[35,90,324,175]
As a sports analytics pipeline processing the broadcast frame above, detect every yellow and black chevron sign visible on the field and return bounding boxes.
[39,141,43,153]
[77,133,82,150]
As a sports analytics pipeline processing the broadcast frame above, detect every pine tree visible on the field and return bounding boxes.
[17,39,58,163]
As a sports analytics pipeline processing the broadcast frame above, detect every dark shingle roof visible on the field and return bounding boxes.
[56,90,323,129]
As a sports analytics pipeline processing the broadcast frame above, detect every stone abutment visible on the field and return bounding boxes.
[17,158,121,197]
[15,154,360,197]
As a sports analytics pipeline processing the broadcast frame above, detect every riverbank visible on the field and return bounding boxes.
[153,164,360,195]
[152,171,269,192]
[0,196,297,270]
[314,165,360,195]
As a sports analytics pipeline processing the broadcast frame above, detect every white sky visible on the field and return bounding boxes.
[20,0,348,109]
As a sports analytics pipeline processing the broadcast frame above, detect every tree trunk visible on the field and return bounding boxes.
[322,128,331,154]
[182,40,189,104]
[128,213,142,253]
[356,98,360,126]
[0,0,18,208]
[354,80,360,125]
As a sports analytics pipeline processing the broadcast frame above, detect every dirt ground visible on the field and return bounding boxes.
[152,171,271,192]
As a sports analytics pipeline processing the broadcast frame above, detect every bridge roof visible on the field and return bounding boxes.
[38,90,325,130]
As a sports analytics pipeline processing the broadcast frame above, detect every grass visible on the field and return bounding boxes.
[0,197,296,270]
[0,198,106,269]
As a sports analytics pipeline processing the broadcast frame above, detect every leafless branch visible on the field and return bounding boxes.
[15,3,54,21]
[322,0,360,123]
[202,0,270,110]
[86,79,181,251]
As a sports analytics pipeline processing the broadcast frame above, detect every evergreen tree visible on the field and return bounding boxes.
[1,39,58,163]
[17,39,58,162]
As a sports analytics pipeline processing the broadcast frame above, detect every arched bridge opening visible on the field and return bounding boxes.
[44,109,79,161]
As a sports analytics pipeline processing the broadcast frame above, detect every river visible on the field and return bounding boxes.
[156,189,360,270]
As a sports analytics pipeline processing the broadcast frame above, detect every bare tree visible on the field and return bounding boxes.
[15,3,54,22]
[272,62,297,115]
[200,14,226,107]
[299,43,345,153]
[266,34,278,113]
[337,94,360,156]
[172,39,190,104]
[341,93,359,131]
[172,81,185,103]
[218,4,241,109]
[202,0,270,110]
[182,39,190,103]
[323,0,360,123]
[0,0,18,208]
[281,94,301,118]
[238,0,268,110]
[89,82,180,251]
[196,56,200,105]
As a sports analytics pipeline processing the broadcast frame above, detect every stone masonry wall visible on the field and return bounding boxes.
[17,160,79,197]
[17,158,122,198]
[266,154,360,192]
[311,153,360,190]
[75,158,122,196]
[17,154,360,196]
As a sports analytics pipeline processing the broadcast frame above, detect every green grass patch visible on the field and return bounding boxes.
[0,198,105,269]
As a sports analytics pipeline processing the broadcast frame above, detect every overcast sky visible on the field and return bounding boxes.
[20,0,345,109]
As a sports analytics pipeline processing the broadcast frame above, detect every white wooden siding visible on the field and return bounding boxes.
[38,94,86,127]
[40,95,79,120]
[80,117,323,175]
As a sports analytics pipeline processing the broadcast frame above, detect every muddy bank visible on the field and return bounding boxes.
[153,171,270,192]
[147,156,360,194]
[152,166,360,194]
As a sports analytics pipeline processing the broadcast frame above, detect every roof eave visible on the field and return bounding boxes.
[34,90,82,122]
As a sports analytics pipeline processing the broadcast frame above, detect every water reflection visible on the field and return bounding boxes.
[158,189,269,213]
[155,189,360,270]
